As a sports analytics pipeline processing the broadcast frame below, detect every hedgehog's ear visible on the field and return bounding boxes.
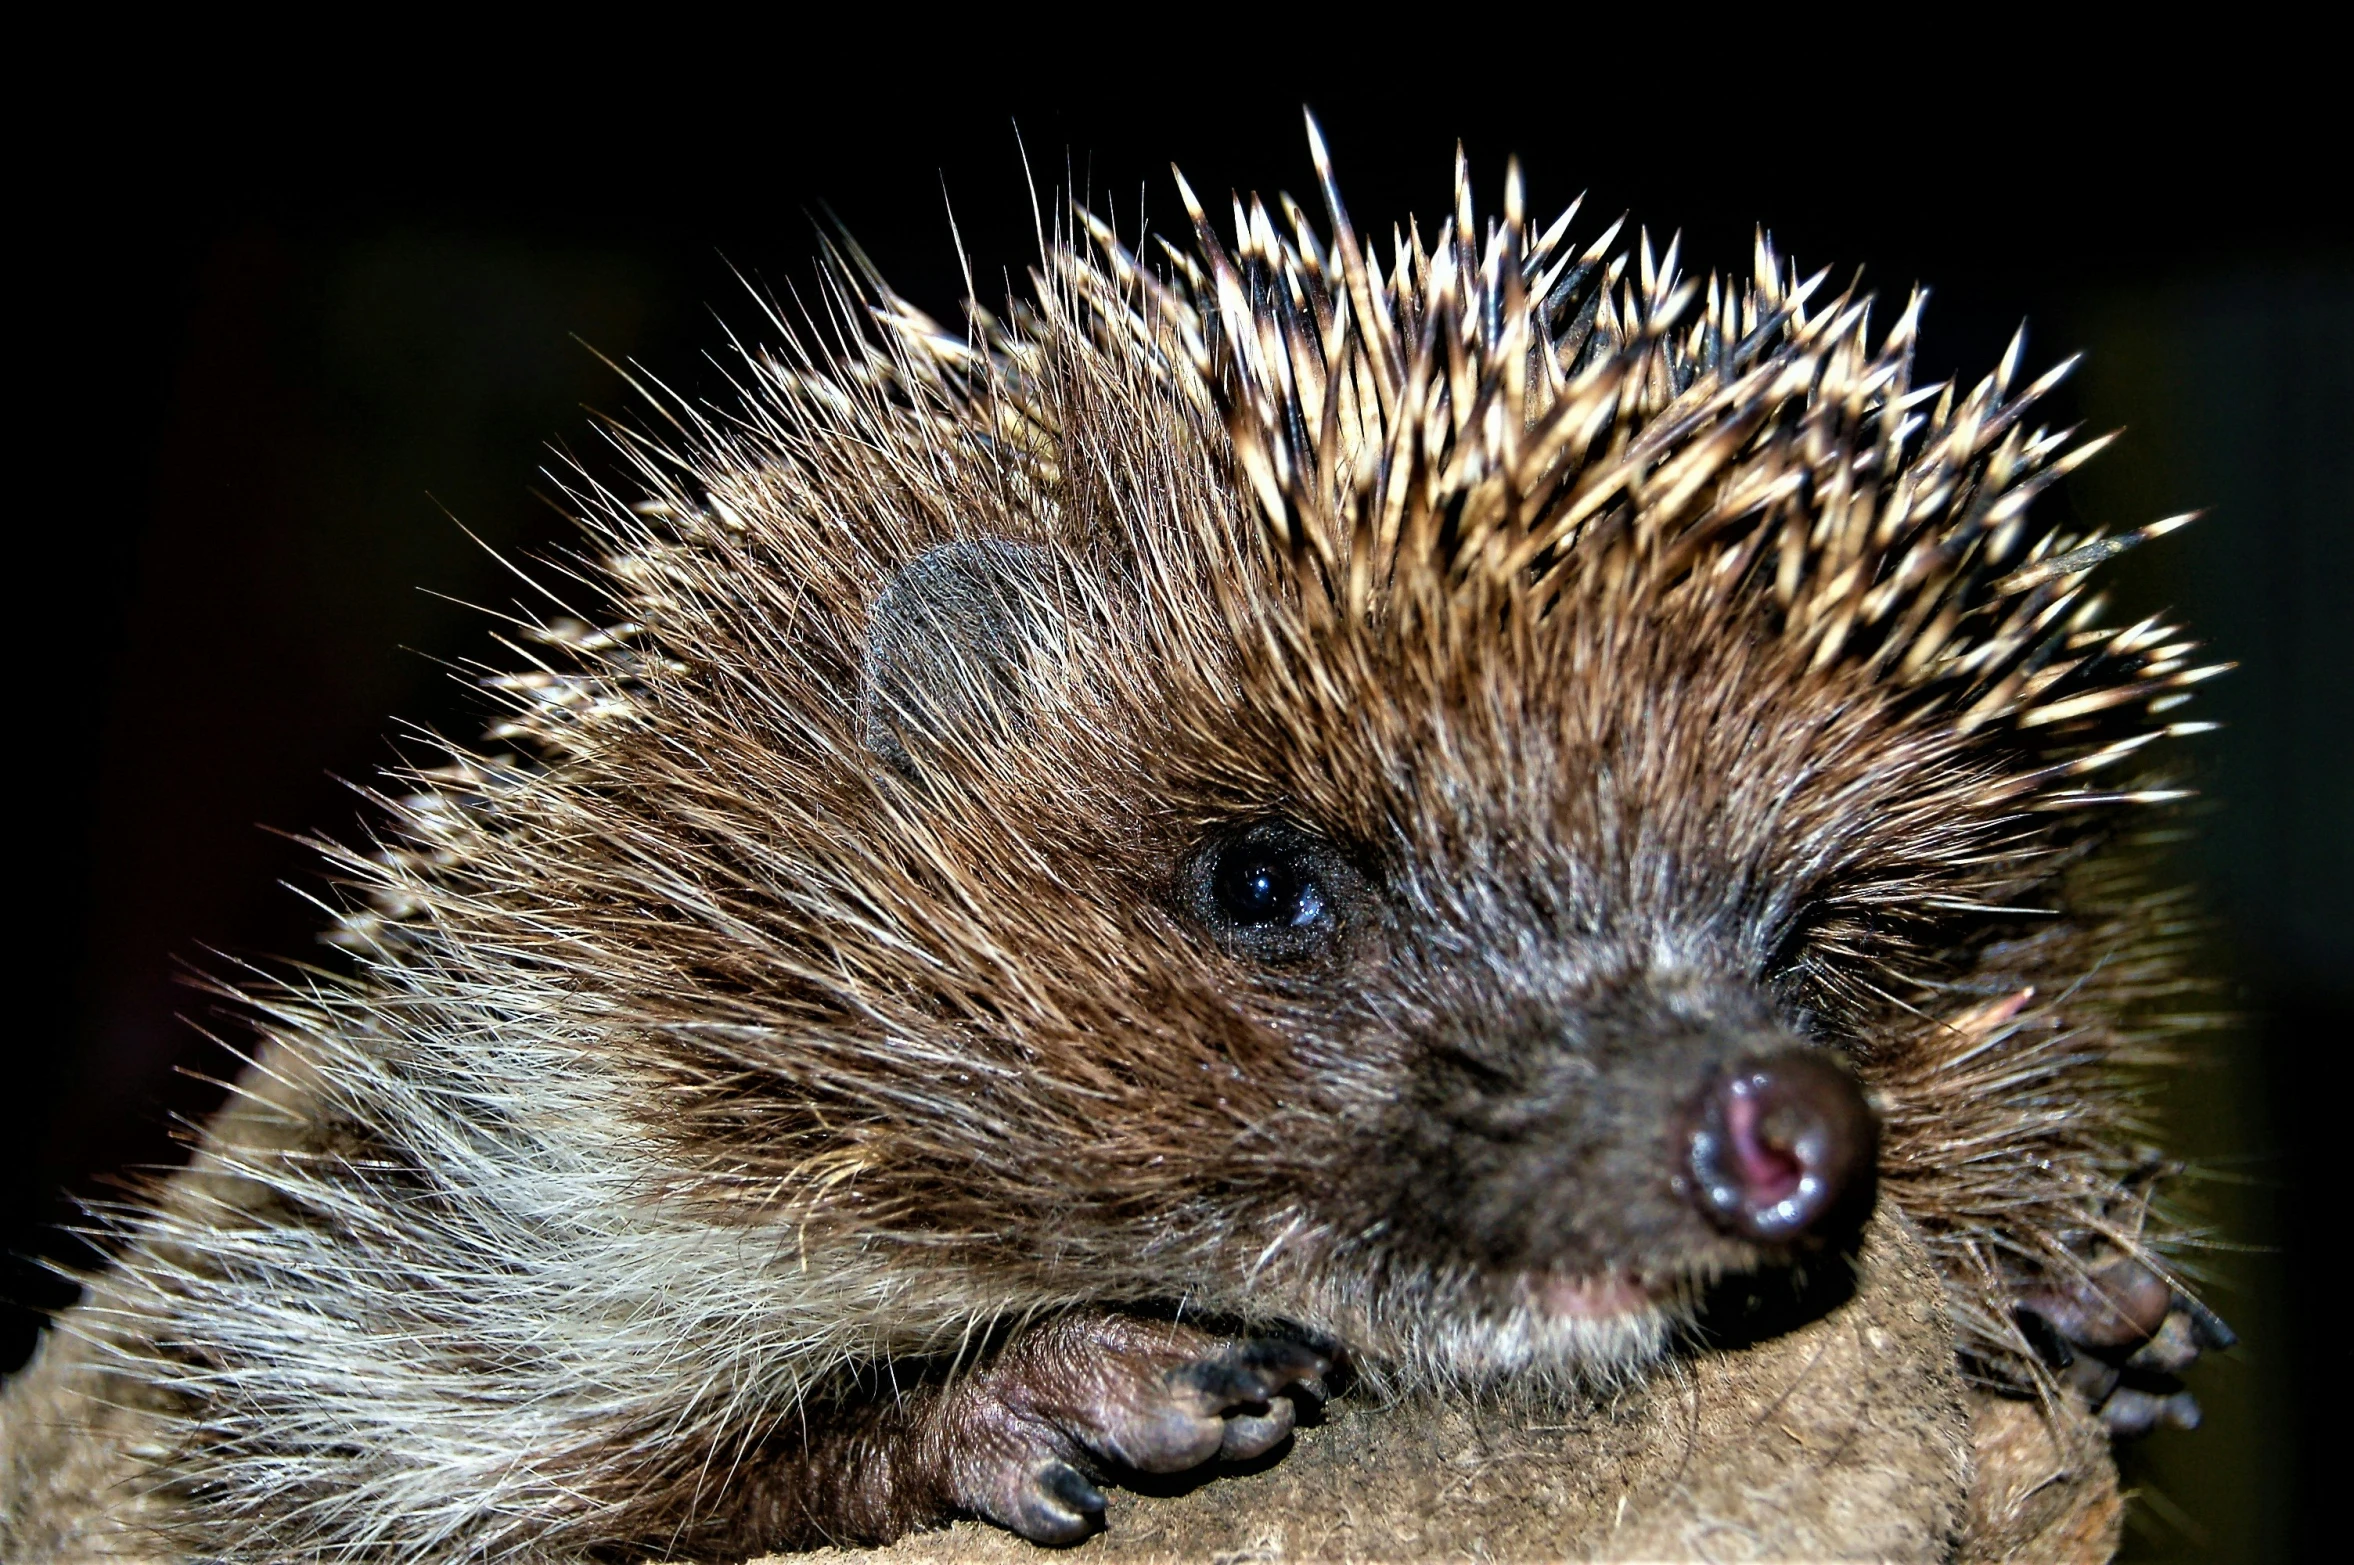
[860,538,1072,782]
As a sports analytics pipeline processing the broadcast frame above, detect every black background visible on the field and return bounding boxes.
[12,35,2346,1560]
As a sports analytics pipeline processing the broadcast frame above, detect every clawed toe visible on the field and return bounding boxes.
[1216,1400,1297,1460]
[1111,1336,1328,1471]
[1177,1338,1328,1462]
[2017,1253,2172,1349]
[1008,1460,1107,1546]
[1171,1339,1331,1413]
[2098,1384,2203,1437]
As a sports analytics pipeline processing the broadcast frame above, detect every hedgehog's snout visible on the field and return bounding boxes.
[1680,1053,1877,1243]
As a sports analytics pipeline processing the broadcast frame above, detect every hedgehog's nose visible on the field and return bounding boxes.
[1681,1053,1877,1242]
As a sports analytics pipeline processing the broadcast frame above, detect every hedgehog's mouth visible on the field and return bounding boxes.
[1526,1271,1653,1321]
[1401,1268,1674,1381]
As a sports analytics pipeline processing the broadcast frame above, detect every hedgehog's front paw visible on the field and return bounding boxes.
[928,1311,1331,1544]
[2015,1251,2235,1437]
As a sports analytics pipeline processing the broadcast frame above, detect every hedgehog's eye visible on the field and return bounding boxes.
[1212,850,1326,929]
[1186,824,1351,964]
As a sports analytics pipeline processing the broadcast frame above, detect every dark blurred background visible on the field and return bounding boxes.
[11,47,2346,1561]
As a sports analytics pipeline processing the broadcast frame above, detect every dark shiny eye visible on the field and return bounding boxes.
[1187,823,1352,964]
[1212,849,1326,929]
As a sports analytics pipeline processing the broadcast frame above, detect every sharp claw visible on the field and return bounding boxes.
[1176,1340,1329,1409]
[1041,1460,1106,1514]
[1014,1460,1106,1545]
[2176,1291,2237,1352]
[1238,1339,1333,1382]
[1217,1397,1297,1460]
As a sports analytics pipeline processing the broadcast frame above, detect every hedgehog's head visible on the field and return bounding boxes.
[843,523,1914,1380]
[546,132,2213,1386]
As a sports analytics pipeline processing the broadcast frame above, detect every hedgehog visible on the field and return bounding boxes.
[0,119,2233,1562]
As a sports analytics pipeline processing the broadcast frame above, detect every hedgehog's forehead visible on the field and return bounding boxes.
[1179,588,1925,874]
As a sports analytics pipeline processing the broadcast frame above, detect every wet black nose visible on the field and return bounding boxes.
[1682,1052,1877,1242]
